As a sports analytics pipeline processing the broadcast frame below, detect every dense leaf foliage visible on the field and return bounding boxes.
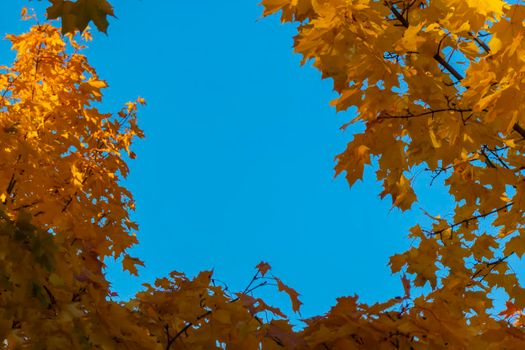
[261,0,525,348]
[5,0,525,348]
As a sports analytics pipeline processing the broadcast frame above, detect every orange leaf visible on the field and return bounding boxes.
[499,301,519,319]
[122,255,144,276]
[256,261,271,277]
[275,277,302,313]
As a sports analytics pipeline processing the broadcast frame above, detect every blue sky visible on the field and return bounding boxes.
[0,1,452,320]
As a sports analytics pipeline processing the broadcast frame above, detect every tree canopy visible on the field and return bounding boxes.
[261,0,525,347]
[2,0,525,348]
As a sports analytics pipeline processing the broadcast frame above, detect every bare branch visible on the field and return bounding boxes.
[428,203,513,237]
[378,107,472,120]
[471,253,513,281]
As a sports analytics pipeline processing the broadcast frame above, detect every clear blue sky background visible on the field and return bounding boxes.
[0,1,453,321]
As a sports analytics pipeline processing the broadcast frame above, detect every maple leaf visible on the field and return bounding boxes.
[122,255,144,276]
[256,261,271,277]
[260,0,289,16]
[499,301,519,319]
[46,0,115,34]
[275,277,302,313]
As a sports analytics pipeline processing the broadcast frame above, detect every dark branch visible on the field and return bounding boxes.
[387,1,409,27]
[432,53,464,81]
[479,147,496,168]
[513,123,525,139]
[483,145,510,169]
[471,253,513,281]
[378,107,472,120]
[428,203,513,237]
[469,32,491,54]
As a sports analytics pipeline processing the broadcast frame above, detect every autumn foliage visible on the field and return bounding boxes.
[0,7,302,350]
[4,0,525,348]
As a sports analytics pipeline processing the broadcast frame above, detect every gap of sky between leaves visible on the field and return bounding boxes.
[0,0,453,320]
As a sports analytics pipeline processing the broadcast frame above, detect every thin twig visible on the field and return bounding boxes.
[428,203,513,236]
[471,253,513,280]
[378,107,472,120]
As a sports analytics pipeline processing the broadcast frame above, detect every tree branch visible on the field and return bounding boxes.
[428,203,513,237]
[471,253,513,281]
[432,53,464,81]
[483,145,510,169]
[469,32,490,54]
[479,147,496,168]
[386,1,409,27]
[513,123,525,139]
[378,107,472,120]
